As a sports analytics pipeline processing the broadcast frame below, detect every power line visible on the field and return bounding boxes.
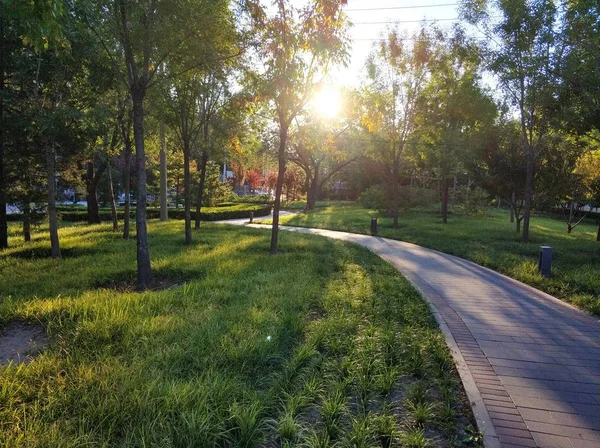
[352,17,465,25]
[352,36,487,41]
[345,3,457,12]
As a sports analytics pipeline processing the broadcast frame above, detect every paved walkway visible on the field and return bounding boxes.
[224,222,600,448]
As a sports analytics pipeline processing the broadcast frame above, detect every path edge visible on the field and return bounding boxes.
[265,220,597,325]
[437,250,598,325]
[404,278,501,448]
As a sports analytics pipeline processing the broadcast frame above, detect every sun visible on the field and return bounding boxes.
[313,86,341,118]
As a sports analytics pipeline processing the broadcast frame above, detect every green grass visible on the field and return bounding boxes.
[282,200,356,211]
[0,221,479,447]
[274,202,600,315]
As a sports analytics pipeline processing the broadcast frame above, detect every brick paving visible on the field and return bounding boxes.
[241,225,599,448]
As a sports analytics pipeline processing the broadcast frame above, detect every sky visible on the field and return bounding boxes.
[259,0,495,110]
[333,0,465,86]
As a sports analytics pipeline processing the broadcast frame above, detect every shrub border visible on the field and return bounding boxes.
[6,205,272,223]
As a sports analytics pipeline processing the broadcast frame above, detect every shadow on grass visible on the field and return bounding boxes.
[92,265,207,291]
[5,246,99,260]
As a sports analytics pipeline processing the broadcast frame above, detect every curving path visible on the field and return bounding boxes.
[222,221,600,448]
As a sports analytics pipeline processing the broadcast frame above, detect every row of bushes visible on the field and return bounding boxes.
[229,194,273,204]
[359,184,492,216]
[7,204,272,223]
[359,185,439,212]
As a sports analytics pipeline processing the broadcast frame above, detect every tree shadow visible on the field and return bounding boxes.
[4,246,97,260]
[92,265,207,291]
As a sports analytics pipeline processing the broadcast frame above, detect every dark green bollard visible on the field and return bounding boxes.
[538,246,552,277]
[249,211,254,223]
[371,217,378,236]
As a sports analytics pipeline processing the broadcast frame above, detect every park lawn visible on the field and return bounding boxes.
[0,221,480,447]
[275,202,600,316]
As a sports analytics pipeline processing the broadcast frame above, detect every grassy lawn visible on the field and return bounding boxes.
[0,221,480,447]
[274,202,600,316]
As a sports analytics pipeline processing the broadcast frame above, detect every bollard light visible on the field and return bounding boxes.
[371,217,378,236]
[538,246,552,278]
[249,211,254,224]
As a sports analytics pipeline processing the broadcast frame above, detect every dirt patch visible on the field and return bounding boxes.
[0,321,48,366]
[93,268,205,292]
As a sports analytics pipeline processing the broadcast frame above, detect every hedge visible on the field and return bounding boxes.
[7,204,272,223]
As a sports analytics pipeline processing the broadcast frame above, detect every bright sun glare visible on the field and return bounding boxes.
[313,87,341,118]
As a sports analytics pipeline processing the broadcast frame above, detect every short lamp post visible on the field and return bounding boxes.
[371,217,378,236]
[538,246,552,278]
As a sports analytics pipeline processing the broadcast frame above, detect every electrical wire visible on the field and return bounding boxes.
[352,17,469,25]
[344,3,457,12]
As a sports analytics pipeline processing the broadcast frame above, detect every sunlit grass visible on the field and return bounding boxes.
[0,220,479,446]
[276,202,600,315]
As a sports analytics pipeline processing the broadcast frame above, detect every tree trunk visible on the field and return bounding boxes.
[270,124,288,254]
[107,160,118,232]
[516,217,522,234]
[567,202,574,234]
[175,174,180,209]
[307,183,318,211]
[0,135,6,250]
[45,142,60,258]
[23,202,31,242]
[306,170,319,212]
[86,161,105,224]
[0,16,7,250]
[392,160,399,228]
[159,121,168,221]
[195,150,209,230]
[441,176,449,224]
[132,91,153,289]
[510,192,515,223]
[183,140,192,245]
[122,142,131,239]
[302,170,311,213]
[521,144,534,242]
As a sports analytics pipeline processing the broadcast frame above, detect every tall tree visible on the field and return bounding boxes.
[361,28,435,227]
[84,111,120,224]
[112,0,159,287]
[163,74,206,245]
[161,4,237,244]
[555,0,599,140]
[471,120,529,232]
[194,71,233,230]
[251,0,349,253]
[414,30,496,223]
[461,0,558,241]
